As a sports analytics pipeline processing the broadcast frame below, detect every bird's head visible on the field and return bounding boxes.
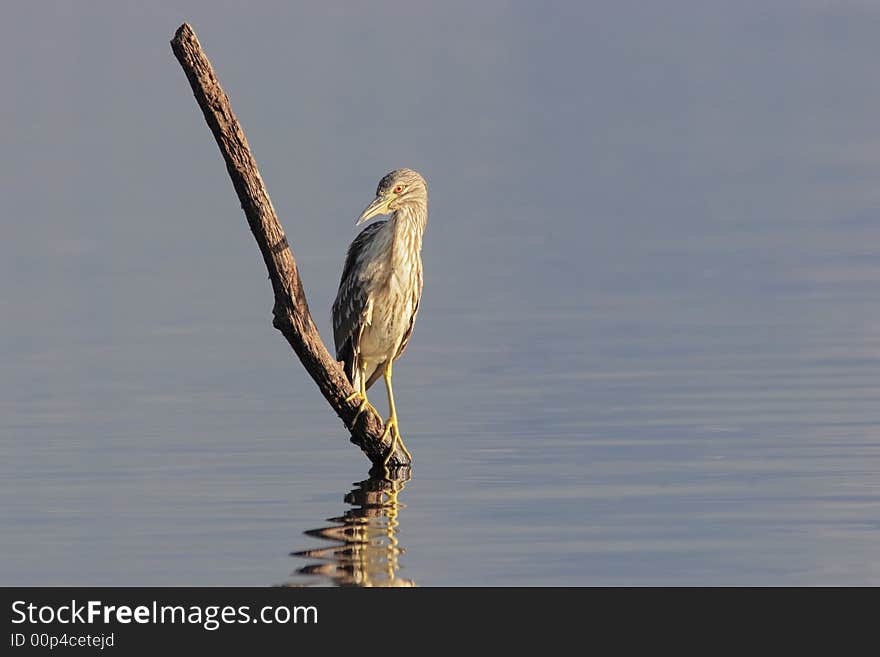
[357,168,428,225]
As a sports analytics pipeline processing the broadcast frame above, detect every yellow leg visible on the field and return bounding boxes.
[381,360,412,466]
[346,364,378,427]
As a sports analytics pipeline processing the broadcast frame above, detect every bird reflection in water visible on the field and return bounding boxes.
[285,470,415,587]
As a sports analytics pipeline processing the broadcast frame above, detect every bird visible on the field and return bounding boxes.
[333,168,428,467]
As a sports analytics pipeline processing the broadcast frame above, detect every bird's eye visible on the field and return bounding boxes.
[393,185,404,194]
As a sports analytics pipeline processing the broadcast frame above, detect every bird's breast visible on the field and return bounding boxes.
[356,224,423,361]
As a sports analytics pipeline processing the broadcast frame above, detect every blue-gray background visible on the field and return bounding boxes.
[2,1,879,585]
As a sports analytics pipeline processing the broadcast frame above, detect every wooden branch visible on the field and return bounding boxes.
[170,23,410,469]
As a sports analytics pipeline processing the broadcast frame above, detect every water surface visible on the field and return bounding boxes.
[2,1,879,586]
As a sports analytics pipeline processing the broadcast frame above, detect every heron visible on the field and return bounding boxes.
[333,168,428,466]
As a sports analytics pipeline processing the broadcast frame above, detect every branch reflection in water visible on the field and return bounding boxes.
[284,469,415,587]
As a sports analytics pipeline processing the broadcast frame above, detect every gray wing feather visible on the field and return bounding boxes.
[395,286,422,361]
[332,222,386,380]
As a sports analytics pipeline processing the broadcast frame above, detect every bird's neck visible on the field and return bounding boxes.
[390,203,428,244]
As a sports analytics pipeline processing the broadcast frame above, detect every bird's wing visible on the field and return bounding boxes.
[394,285,422,361]
[332,221,386,380]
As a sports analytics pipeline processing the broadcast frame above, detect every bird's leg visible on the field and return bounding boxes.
[381,360,411,466]
[347,364,379,427]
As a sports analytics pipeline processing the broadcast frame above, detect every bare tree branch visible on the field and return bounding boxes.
[170,23,409,469]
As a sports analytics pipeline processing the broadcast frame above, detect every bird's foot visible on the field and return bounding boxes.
[381,415,412,466]
[346,392,379,427]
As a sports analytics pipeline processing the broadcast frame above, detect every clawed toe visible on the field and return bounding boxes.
[347,392,379,428]
[381,416,411,466]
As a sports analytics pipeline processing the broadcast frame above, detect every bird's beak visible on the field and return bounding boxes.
[357,194,392,225]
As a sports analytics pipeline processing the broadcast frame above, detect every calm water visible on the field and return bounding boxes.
[2,2,880,586]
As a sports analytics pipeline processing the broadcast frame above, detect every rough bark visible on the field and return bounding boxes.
[170,23,409,469]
